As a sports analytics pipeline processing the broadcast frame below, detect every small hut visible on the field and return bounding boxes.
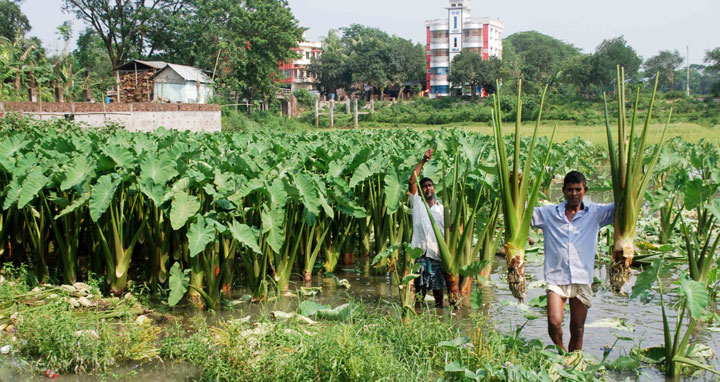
[152,64,214,104]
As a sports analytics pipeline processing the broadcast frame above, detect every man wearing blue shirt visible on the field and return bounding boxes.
[531,171,614,352]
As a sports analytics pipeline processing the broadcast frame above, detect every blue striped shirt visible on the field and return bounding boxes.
[531,201,614,285]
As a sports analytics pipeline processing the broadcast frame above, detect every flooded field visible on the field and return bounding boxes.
[2,188,718,381]
[4,251,717,382]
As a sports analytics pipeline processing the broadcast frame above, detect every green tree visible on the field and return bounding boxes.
[449,50,501,98]
[0,33,51,101]
[387,37,425,98]
[0,0,30,41]
[337,24,425,98]
[73,28,113,101]
[479,57,503,94]
[562,37,642,96]
[207,0,304,102]
[62,0,189,68]
[705,48,720,72]
[449,50,483,97]
[307,30,348,96]
[674,64,720,95]
[704,48,720,95]
[498,41,522,91]
[503,31,580,93]
[590,36,642,87]
[141,2,201,64]
[644,50,684,90]
[50,21,76,102]
[342,24,392,97]
[563,54,595,97]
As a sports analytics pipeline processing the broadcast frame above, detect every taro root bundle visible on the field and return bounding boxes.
[491,81,554,301]
[605,67,669,293]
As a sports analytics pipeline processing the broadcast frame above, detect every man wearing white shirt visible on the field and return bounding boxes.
[408,147,445,307]
[532,171,614,352]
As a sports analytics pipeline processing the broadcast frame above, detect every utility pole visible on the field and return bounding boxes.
[686,46,691,97]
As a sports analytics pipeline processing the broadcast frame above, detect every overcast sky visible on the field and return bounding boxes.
[21,0,718,65]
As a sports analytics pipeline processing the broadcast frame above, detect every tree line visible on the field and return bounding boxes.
[1,0,304,103]
[311,29,720,98]
[2,0,720,105]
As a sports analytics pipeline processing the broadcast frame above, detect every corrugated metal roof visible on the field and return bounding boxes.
[136,60,169,69]
[115,60,168,71]
[156,63,213,84]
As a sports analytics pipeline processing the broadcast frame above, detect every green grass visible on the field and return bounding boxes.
[160,306,458,381]
[0,265,608,381]
[333,122,720,146]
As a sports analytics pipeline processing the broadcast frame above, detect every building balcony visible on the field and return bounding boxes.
[427,19,449,31]
[463,36,482,45]
[430,79,449,86]
[430,42,449,50]
[430,57,449,67]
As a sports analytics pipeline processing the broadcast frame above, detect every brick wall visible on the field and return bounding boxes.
[1,102,220,113]
[1,102,221,132]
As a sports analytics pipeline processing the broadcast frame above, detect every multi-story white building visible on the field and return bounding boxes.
[278,34,322,92]
[425,0,503,97]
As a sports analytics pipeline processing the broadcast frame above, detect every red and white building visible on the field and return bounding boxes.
[278,35,322,92]
[425,0,503,97]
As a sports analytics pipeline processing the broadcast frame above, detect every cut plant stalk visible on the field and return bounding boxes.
[680,217,720,284]
[491,81,555,301]
[605,68,670,293]
[429,134,495,304]
[468,198,501,287]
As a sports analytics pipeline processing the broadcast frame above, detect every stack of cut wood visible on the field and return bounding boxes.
[119,72,154,103]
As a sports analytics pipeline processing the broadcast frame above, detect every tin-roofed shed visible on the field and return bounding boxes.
[152,64,214,104]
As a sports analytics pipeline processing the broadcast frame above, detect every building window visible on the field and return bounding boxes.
[453,16,457,29]
[453,38,457,48]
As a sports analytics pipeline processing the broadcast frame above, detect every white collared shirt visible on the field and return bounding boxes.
[409,191,445,261]
[532,200,614,285]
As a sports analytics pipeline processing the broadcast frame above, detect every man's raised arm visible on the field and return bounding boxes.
[409,147,433,195]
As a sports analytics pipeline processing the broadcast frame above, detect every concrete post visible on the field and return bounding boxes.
[353,99,359,129]
[346,99,350,114]
[329,99,334,129]
[314,99,319,128]
[370,99,375,113]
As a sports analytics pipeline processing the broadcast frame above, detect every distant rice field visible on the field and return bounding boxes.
[363,122,720,146]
